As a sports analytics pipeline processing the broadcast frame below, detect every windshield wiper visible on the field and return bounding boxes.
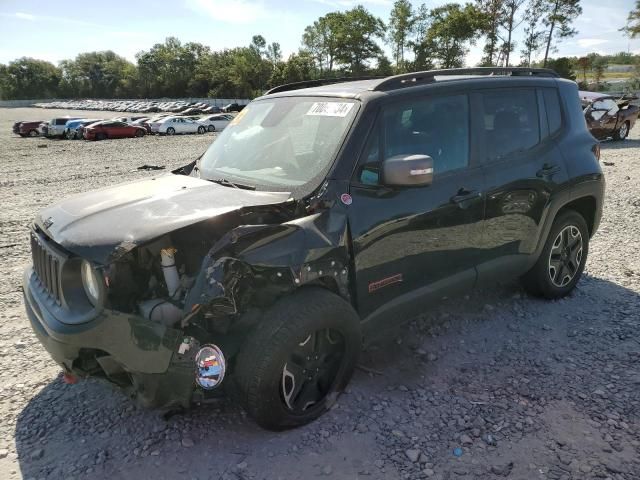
[209,178,256,190]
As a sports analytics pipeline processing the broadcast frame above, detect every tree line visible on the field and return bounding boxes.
[2,0,635,100]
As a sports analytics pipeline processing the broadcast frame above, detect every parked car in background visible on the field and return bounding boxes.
[580,91,639,141]
[222,103,245,113]
[180,107,205,116]
[83,121,147,140]
[198,114,231,132]
[149,116,207,135]
[65,119,102,139]
[112,116,148,124]
[201,105,222,114]
[17,121,44,137]
[46,117,82,138]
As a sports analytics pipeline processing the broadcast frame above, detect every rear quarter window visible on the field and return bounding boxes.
[542,88,563,135]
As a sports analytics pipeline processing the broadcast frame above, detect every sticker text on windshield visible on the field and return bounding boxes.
[306,102,354,117]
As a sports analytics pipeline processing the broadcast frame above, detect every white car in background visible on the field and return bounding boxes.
[149,116,207,135]
[198,114,231,132]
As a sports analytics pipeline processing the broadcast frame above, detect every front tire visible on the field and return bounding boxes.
[613,121,629,141]
[521,210,589,299]
[166,127,175,135]
[234,288,361,431]
[29,130,39,137]
[135,129,145,137]
[207,125,216,132]
[197,126,206,134]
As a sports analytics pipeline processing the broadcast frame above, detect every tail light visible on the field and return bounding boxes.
[592,143,600,161]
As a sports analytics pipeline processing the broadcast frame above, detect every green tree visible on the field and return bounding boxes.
[592,56,608,88]
[415,3,485,69]
[501,0,525,66]
[622,1,640,37]
[542,0,582,67]
[576,56,591,83]
[270,52,315,86]
[1,57,61,99]
[520,0,546,66]
[476,0,505,66]
[302,13,342,74]
[333,6,386,74]
[410,4,435,70]
[59,51,137,98]
[546,57,576,80]
[387,0,415,71]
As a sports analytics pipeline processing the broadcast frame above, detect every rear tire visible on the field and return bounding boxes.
[29,130,39,137]
[207,125,215,132]
[613,121,629,141]
[135,129,145,137]
[197,126,206,134]
[521,210,589,299]
[234,288,361,431]
[166,127,175,135]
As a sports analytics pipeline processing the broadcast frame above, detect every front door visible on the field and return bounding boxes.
[477,86,570,280]
[348,93,486,321]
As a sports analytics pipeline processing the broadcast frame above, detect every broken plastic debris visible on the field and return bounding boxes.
[137,164,166,171]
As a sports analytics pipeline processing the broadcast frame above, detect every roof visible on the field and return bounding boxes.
[262,67,560,100]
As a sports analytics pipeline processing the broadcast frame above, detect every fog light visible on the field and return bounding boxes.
[195,345,226,389]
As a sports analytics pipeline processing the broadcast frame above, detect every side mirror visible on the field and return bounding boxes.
[382,154,434,187]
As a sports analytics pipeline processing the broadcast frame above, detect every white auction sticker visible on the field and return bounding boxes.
[307,102,354,117]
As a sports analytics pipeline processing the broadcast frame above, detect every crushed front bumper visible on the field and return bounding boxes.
[23,267,199,409]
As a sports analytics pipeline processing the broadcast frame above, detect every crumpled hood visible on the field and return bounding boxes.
[36,174,291,264]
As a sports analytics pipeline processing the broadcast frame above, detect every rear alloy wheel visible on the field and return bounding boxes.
[197,126,206,134]
[207,125,216,132]
[166,127,175,135]
[234,288,361,430]
[614,121,629,141]
[521,210,589,299]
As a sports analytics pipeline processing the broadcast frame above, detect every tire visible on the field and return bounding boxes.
[233,287,361,431]
[197,126,206,134]
[207,125,215,132]
[521,210,589,299]
[19,133,27,138]
[166,127,175,135]
[96,132,107,141]
[29,130,39,137]
[613,121,629,141]
[135,129,145,137]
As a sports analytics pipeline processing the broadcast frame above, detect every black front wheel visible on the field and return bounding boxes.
[234,288,361,430]
[522,210,589,299]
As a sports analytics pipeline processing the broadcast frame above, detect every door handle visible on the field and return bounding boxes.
[451,189,482,204]
[536,163,561,178]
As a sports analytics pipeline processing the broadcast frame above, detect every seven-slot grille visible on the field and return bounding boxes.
[30,233,62,304]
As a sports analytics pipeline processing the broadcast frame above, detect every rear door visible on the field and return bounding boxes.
[348,92,486,320]
[477,86,570,280]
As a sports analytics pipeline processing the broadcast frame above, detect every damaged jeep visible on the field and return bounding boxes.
[23,68,604,430]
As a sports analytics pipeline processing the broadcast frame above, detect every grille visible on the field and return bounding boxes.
[30,233,62,305]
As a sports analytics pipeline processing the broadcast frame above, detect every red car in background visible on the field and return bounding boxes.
[14,121,44,137]
[83,120,147,140]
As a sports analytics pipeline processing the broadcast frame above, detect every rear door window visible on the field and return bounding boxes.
[480,89,540,161]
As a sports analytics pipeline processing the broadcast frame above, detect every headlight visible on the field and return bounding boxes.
[81,260,102,306]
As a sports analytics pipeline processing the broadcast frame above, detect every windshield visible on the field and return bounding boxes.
[198,97,359,191]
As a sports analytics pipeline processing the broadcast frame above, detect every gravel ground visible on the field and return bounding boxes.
[0,107,639,480]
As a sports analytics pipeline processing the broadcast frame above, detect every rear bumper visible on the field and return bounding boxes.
[23,267,198,408]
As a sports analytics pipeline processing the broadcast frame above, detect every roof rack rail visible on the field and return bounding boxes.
[372,67,559,92]
[264,76,384,95]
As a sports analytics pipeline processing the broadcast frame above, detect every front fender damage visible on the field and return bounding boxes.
[183,209,352,334]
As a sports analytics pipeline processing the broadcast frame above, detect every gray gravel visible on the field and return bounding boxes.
[1,107,639,480]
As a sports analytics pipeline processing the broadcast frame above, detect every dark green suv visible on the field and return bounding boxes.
[23,68,604,430]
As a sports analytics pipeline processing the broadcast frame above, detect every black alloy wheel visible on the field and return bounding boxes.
[281,329,345,413]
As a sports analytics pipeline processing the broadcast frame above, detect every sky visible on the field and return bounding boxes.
[0,0,638,67]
